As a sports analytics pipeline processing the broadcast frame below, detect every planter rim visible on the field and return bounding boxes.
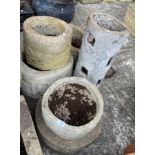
[90,12,128,35]
[41,77,104,140]
[23,16,72,42]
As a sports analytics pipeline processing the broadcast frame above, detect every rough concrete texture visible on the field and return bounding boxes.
[74,12,128,85]
[22,1,135,155]
[20,95,43,155]
[36,100,102,154]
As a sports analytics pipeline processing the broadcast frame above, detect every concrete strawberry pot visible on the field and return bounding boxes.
[74,12,128,86]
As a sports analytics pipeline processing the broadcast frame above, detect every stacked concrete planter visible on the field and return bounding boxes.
[36,77,104,153]
[74,12,128,86]
[21,16,73,99]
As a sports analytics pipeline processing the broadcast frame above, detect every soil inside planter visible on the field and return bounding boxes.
[48,83,96,126]
[93,14,126,31]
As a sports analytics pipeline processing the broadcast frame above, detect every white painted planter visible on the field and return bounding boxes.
[41,77,104,140]
[74,12,128,86]
[21,55,73,99]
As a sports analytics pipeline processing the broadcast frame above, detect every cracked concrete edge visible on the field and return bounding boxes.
[20,95,43,155]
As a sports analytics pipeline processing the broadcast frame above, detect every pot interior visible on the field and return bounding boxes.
[48,83,97,126]
[93,14,126,32]
[31,19,65,36]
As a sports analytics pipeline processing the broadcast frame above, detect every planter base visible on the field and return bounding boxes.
[35,100,103,154]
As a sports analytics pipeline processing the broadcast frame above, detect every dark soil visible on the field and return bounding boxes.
[48,83,96,126]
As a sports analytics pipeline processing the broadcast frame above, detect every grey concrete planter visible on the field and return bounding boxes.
[23,16,72,70]
[74,12,128,86]
[21,54,73,99]
[41,77,104,140]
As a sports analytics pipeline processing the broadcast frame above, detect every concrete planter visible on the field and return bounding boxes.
[36,99,103,154]
[79,0,101,4]
[23,16,72,70]
[41,77,104,140]
[124,3,135,36]
[74,12,128,86]
[21,54,73,99]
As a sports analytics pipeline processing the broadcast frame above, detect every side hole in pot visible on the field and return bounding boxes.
[97,80,101,85]
[81,66,88,75]
[87,33,95,46]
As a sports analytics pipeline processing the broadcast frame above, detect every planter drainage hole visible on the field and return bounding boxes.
[93,14,126,31]
[48,83,96,126]
[81,66,88,75]
[87,33,95,46]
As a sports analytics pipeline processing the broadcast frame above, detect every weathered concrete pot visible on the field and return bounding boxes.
[23,16,72,70]
[20,52,73,99]
[36,98,103,154]
[74,12,128,86]
[41,77,104,140]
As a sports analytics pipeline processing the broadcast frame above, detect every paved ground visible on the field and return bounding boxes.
[22,1,135,155]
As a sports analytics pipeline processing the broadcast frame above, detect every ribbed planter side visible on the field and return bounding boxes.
[74,13,128,86]
[23,16,72,70]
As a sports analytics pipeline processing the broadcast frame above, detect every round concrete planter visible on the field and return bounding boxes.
[21,54,73,99]
[36,99,103,154]
[41,77,104,140]
[74,12,128,86]
[23,16,72,70]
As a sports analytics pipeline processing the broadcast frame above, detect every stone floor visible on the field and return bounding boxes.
[22,1,135,155]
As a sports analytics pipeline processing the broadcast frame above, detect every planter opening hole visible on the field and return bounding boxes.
[97,80,101,85]
[81,66,88,75]
[48,83,96,126]
[87,33,95,46]
[32,20,65,37]
[93,14,126,31]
